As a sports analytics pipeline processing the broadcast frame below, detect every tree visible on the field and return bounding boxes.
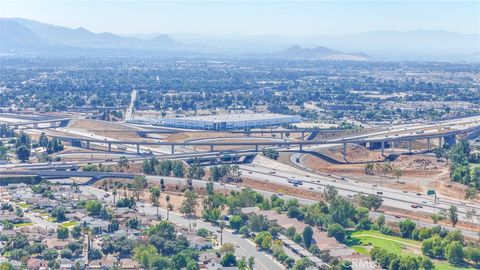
[449,205,459,227]
[286,226,296,238]
[220,243,235,254]
[399,219,416,238]
[324,185,338,202]
[57,227,69,240]
[327,223,345,242]
[118,156,129,171]
[71,225,81,239]
[465,247,480,266]
[166,195,171,220]
[221,252,237,267]
[263,148,279,160]
[85,200,102,216]
[51,206,66,222]
[16,145,30,162]
[465,188,478,203]
[255,231,273,250]
[150,186,161,216]
[431,213,444,224]
[445,241,464,265]
[180,190,198,218]
[229,215,243,232]
[42,248,58,260]
[302,226,314,248]
[292,258,314,270]
[393,168,402,183]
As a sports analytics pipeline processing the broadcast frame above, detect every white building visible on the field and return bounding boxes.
[158,113,301,130]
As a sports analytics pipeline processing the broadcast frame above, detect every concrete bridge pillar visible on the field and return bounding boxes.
[136,144,140,154]
[427,138,430,151]
[33,123,38,128]
[171,145,175,154]
[391,141,395,152]
[381,141,385,156]
[210,145,214,152]
[86,141,90,149]
[342,143,347,160]
[280,132,284,139]
[438,137,442,148]
[408,140,412,153]
[255,145,259,152]
[50,122,56,127]
[301,131,305,140]
[108,143,112,152]
[299,144,303,152]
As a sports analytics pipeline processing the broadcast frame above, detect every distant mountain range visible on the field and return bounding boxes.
[0,18,187,55]
[273,45,370,61]
[0,17,478,61]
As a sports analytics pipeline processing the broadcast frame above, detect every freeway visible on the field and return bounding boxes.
[79,185,285,270]
[239,161,480,225]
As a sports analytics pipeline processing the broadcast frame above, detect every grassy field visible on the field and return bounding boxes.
[60,220,78,228]
[17,202,31,209]
[13,222,33,227]
[347,230,475,270]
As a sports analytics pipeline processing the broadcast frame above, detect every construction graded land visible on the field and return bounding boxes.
[284,144,473,201]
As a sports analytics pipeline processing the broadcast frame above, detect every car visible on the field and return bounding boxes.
[394,215,401,219]
[103,194,110,198]
[332,179,336,182]
[422,201,427,204]
[317,186,322,189]
[347,194,353,197]
[340,177,346,180]
[411,204,418,208]
[248,171,253,174]
[373,184,378,187]
[417,205,423,208]
[355,180,359,183]
[403,190,408,193]
[293,184,298,187]
[269,171,276,175]
[309,187,314,190]
[376,191,383,195]
[416,193,422,196]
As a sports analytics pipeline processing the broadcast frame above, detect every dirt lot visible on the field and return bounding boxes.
[68,119,142,140]
[298,145,450,195]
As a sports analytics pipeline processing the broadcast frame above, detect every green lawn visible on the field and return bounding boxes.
[347,230,476,270]
[17,202,31,209]
[13,222,33,227]
[60,220,78,228]
[348,230,422,255]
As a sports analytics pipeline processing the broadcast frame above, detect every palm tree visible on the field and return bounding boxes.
[219,220,226,245]
[150,187,161,217]
[393,168,402,183]
[167,203,173,221]
[112,188,117,204]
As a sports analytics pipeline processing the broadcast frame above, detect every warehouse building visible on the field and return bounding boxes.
[158,113,301,130]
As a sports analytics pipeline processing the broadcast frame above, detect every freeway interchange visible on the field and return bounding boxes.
[2,114,480,238]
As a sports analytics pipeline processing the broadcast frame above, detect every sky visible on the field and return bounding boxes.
[1,0,479,36]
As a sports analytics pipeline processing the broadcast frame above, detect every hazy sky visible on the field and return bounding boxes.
[1,0,479,35]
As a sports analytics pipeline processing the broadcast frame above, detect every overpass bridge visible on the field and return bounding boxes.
[51,124,480,159]
[4,118,71,129]
[0,170,135,180]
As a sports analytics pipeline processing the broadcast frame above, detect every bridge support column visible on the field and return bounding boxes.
[438,137,442,148]
[408,140,412,153]
[210,145,214,152]
[171,145,175,154]
[391,141,395,152]
[33,123,38,128]
[255,145,259,152]
[381,141,385,156]
[108,143,112,152]
[136,144,140,154]
[280,132,284,139]
[301,131,305,140]
[342,143,347,160]
[86,141,90,149]
[299,144,303,152]
[427,138,430,151]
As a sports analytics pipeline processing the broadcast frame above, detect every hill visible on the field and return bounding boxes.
[273,45,370,61]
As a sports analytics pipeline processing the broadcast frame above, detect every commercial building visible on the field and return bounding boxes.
[158,113,301,130]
